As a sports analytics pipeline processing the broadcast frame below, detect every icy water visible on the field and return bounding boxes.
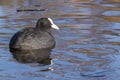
[0,0,120,80]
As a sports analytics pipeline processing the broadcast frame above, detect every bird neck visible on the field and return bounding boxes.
[35,27,51,33]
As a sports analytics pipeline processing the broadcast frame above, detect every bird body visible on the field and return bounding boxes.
[9,28,55,50]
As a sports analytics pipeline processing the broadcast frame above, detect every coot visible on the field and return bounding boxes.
[9,18,59,63]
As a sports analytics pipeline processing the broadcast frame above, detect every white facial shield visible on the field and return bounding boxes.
[48,18,59,30]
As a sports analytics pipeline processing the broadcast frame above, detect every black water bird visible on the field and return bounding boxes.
[9,18,59,63]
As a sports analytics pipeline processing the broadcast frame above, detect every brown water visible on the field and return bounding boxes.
[0,0,120,80]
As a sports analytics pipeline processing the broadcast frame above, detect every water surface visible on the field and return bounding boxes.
[0,0,120,80]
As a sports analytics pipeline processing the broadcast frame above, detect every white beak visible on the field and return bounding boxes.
[51,24,59,30]
[48,18,59,30]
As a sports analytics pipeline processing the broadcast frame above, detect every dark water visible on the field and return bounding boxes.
[0,0,120,80]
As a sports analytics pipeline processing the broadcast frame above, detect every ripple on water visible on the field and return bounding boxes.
[103,10,120,16]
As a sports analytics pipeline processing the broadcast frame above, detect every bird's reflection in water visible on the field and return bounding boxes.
[10,48,52,65]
